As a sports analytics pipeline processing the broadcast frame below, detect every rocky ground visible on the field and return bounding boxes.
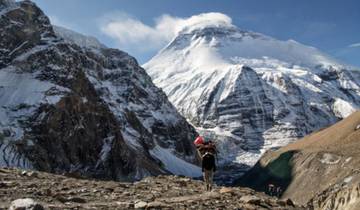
[0,168,305,209]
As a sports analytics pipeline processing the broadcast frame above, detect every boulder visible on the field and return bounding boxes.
[9,198,44,210]
[219,187,234,194]
[239,195,261,205]
[134,200,147,209]
[146,201,170,208]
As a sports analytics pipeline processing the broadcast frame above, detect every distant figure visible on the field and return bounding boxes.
[194,136,218,191]
[268,184,275,196]
[276,186,282,197]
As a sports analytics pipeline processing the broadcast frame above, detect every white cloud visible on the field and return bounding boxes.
[348,43,360,48]
[99,12,232,53]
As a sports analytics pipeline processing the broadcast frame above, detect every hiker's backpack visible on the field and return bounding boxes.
[199,143,216,155]
[194,136,204,146]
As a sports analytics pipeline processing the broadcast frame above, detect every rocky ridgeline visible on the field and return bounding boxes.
[0,0,198,180]
[0,168,304,210]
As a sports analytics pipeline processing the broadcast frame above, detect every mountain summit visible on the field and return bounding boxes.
[144,16,360,173]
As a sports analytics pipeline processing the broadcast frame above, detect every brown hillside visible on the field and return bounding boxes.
[280,111,360,155]
[237,111,360,209]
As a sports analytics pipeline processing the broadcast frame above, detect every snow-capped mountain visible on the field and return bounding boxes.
[0,0,201,180]
[144,14,360,168]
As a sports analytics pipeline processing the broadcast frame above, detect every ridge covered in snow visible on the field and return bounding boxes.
[144,13,360,173]
[53,25,106,49]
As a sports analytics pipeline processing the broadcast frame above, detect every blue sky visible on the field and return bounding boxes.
[32,0,360,67]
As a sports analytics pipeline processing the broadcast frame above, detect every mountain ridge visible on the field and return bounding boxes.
[0,0,201,180]
[53,25,106,49]
[144,19,360,180]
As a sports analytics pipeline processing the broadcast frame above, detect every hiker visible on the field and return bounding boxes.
[194,136,218,191]
[276,186,282,197]
[268,183,275,196]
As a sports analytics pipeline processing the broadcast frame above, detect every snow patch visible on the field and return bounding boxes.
[121,127,142,149]
[332,98,358,118]
[150,145,201,177]
[99,136,114,162]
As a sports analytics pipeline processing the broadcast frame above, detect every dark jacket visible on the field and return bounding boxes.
[202,152,216,172]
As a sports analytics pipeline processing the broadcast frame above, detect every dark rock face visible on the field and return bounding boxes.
[0,0,54,68]
[0,1,198,180]
[204,66,274,151]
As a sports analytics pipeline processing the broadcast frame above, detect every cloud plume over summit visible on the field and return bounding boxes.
[100,12,232,53]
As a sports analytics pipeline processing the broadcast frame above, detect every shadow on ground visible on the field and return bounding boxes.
[192,162,251,186]
[234,150,297,197]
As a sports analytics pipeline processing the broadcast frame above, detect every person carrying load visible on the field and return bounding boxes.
[193,136,218,191]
